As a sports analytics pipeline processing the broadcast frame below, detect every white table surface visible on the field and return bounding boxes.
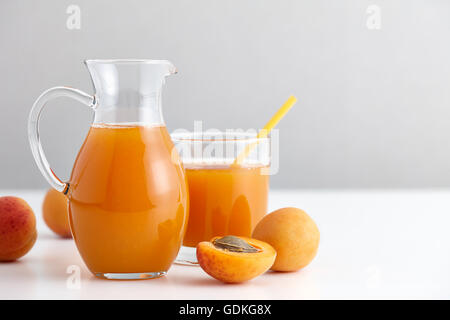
[0,189,449,300]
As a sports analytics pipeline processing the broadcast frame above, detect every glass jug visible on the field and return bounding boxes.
[28,59,189,280]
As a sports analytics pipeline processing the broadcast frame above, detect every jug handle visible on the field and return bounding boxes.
[28,87,96,194]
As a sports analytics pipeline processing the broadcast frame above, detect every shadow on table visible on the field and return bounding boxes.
[37,233,73,241]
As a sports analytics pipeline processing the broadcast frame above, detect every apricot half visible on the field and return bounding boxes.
[42,189,71,238]
[0,196,37,261]
[197,235,276,283]
[252,207,320,272]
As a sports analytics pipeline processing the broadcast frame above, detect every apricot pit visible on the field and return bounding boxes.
[212,235,260,253]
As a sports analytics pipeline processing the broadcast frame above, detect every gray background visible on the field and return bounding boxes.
[1,0,449,189]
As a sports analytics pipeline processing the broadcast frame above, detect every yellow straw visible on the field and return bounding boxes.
[233,95,297,166]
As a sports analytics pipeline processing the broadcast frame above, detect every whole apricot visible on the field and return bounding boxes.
[197,235,276,283]
[252,207,319,272]
[42,189,71,238]
[0,196,37,261]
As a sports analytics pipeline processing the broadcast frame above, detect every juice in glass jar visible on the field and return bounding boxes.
[28,59,185,279]
[182,164,269,248]
[172,131,270,264]
[68,124,188,276]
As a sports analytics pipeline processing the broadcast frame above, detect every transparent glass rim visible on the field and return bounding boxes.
[84,59,174,65]
[171,131,270,143]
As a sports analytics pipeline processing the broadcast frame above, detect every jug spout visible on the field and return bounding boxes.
[85,59,177,125]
